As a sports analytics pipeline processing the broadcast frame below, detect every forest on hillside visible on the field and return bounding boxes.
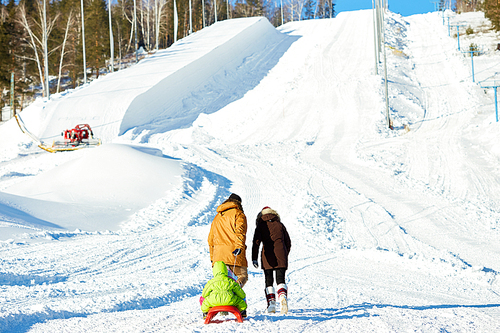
[4,0,500,115]
[0,0,334,113]
[455,0,500,31]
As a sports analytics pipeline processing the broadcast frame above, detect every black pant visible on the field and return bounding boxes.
[264,268,286,288]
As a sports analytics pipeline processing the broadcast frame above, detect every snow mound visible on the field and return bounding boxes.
[119,17,291,141]
[0,144,183,234]
[4,144,182,206]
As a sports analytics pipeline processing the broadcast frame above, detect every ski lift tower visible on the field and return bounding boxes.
[446,15,452,36]
[480,80,500,122]
[461,45,482,83]
[452,22,467,51]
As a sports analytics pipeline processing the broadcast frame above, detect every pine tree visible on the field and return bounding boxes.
[482,0,500,31]
[85,0,110,78]
[2,0,34,109]
[303,0,315,19]
[0,4,10,97]
[234,0,263,18]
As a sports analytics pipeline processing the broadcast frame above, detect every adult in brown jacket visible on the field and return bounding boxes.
[208,193,248,287]
[251,206,291,314]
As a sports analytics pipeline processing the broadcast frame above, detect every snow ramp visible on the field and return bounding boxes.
[37,17,295,144]
[119,17,297,141]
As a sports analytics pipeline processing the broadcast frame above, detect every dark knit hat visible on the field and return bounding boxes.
[228,193,242,203]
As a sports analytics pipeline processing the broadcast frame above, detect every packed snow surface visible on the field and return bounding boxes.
[1,10,500,332]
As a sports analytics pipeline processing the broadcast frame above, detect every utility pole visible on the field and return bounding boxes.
[190,0,193,33]
[155,0,159,49]
[81,0,87,84]
[281,0,284,25]
[134,0,138,62]
[108,0,114,72]
[174,0,178,42]
[373,0,391,129]
[10,72,14,118]
[202,0,205,28]
[372,0,379,74]
[43,0,50,99]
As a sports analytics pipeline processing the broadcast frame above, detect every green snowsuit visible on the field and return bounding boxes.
[201,261,247,313]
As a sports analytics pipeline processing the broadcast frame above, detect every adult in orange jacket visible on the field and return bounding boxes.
[208,193,248,288]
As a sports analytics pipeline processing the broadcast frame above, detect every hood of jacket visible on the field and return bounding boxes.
[216,200,243,214]
[261,207,279,219]
[212,261,228,277]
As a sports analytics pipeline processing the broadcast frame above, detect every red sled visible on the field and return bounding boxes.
[204,305,244,324]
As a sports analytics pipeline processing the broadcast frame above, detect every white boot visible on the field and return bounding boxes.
[265,286,276,313]
[277,283,288,314]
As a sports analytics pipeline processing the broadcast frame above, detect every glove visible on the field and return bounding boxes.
[253,260,258,268]
[232,248,241,256]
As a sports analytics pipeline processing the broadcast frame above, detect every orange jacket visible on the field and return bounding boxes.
[208,200,248,268]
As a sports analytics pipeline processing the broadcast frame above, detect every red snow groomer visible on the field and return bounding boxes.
[52,124,101,150]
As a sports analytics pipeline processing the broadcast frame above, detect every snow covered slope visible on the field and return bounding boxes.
[34,17,287,144]
[1,9,500,332]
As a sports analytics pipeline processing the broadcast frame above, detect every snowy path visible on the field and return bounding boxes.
[1,10,500,333]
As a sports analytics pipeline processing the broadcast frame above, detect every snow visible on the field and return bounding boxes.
[1,10,500,332]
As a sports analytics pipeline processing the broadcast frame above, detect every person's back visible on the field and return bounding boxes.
[251,207,291,314]
[208,193,248,287]
[201,261,247,317]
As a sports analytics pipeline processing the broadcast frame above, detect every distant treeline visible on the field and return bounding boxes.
[455,0,500,31]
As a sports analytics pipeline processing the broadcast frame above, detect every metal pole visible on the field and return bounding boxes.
[380,0,390,129]
[190,0,193,33]
[155,0,159,49]
[372,0,378,75]
[202,0,205,28]
[108,0,114,72]
[495,87,498,122]
[383,29,390,129]
[456,25,461,50]
[133,0,138,63]
[81,0,87,84]
[377,0,382,53]
[10,72,14,118]
[471,52,475,83]
[43,0,50,99]
[281,0,284,25]
[174,0,178,41]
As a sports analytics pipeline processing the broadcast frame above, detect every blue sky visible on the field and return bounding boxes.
[335,0,438,17]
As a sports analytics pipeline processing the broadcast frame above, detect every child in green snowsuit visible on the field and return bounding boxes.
[201,261,247,316]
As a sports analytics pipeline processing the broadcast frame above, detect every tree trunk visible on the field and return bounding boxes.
[57,11,73,93]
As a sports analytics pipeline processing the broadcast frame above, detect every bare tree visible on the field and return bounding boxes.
[17,2,60,97]
[57,10,74,93]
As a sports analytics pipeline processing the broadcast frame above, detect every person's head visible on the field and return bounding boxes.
[261,206,280,221]
[228,193,242,203]
[213,261,228,277]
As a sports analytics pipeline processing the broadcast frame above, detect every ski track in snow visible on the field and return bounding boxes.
[1,10,500,333]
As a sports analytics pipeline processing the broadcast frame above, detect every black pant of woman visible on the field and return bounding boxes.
[264,268,286,287]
